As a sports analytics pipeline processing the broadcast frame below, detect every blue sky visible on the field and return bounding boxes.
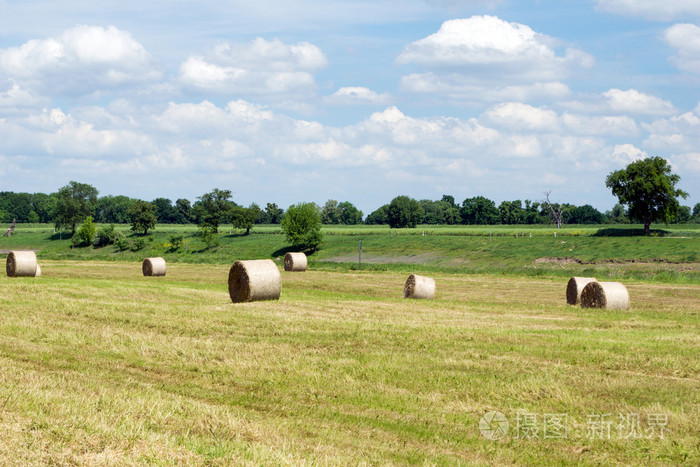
[1,0,699,215]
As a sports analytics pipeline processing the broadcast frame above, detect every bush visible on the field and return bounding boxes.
[114,233,130,252]
[93,224,116,247]
[168,235,185,252]
[132,237,147,251]
[72,216,96,247]
[281,202,323,251]
[198,226,219,250]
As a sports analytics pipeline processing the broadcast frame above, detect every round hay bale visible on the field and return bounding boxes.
[580,281,630,310]
[228,259,281,303]
[403,273,435,299]
[142,257,166,277]
[6,250,38,277]
[284,252,307,272]
[35,264,42,277]
[566,276,597,305]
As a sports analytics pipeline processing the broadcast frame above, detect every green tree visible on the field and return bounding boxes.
[460,196,499,225]
[281,202,323,251]
[192,189,234,233]
[263,202,284,224]
[605,203,629,224]
[152,198,178,224]
[230,203,261,235]
[54,181,99,234]
[498,200,523,225]
[365,204,389,225]
[568,204,605,224]
[387,196,423,228]
[321,200,341,224]
[72,216,97,247]
[32,193,57,223]
[338,201,363,225]
[673,205,691,223]
[606,157,688,234]
[175,198,193,224]
[95,195,135,223]
[127,200,157,235]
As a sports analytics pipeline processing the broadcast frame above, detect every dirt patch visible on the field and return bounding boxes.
[533,257,583,265]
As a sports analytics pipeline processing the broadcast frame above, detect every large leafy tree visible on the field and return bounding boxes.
[127,200,157,235]
[230,203,261,235]
[192,189,234,233]
[281,202,323,251]
[460,196,499,225]
[338,201,364,225]
[606,157,688,234]
[54,181,99,234]
[387,195,423,228]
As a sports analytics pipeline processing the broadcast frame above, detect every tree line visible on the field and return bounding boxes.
[1,185,698,230]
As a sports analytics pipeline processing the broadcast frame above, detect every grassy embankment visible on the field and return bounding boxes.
[2,223,699,282]
[0,262,698,464]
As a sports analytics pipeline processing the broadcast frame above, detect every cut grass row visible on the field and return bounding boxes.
[0,262,698,464]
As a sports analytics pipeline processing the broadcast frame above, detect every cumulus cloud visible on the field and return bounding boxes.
[610,144,648,165]
[663,23,700,74]
[397,16,593,78]
[482,102,559,131]
[0,25,162,97]
[603,88,677,115]
[396,16,591,102]
[325,87,391,105]
[179,37,327,96]
[643,107,700,152]
[596,0,700,20]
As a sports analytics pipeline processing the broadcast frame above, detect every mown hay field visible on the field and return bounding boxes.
[0,261,698,464]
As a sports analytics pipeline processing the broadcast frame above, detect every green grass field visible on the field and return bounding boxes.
[1,223,699,464]
[0,262,698,464]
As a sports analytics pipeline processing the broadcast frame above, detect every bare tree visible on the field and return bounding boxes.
[543,191,563,229]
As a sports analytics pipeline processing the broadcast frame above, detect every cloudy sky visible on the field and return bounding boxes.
[1,0,699,214]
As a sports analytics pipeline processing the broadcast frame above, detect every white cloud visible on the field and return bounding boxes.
[611,144,648,165]
[663,23,700,74]
[0,25,162,97]
[325,87,391,105]
[179,38,327,96]
[482,102,559,131]
[643,107,700,152]
[399,73,571,102]
[0,82,48,113]
[596,0,700,20]
[603,88,677,115]
[397,16,593,80]
[561,113,639,136]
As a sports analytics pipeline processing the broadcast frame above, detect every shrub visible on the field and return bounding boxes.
[132,237,147,251]
[114,233,130,252]
[72,216,96,247]
[93,224,116,247]
[168,235,185,252]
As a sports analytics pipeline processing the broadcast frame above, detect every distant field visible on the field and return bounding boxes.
[0,262,698,464]
[1,223,699,283]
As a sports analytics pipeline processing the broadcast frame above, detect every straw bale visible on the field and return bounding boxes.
[580,281,630,310]
[229,259,281,303]
[403,273,435,299]
[284,252,307,272]
[566,276,597,305]
[142,257,167,276]
[6,250,38,277]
